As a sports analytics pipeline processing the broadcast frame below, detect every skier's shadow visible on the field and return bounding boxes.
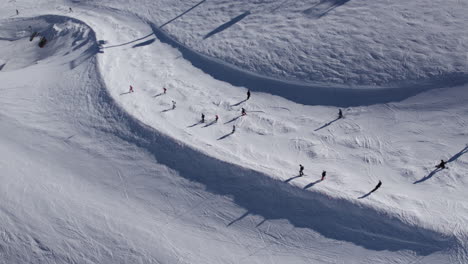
[448,145,468,163]
[414,145,467,184]
[256,219,267,227]
[153,93,164,98]
[224,115,242,124]
[358,191,374,199]
[217,131,234,140]
[230,99,247,107]
[303,179,321,189]
[227,211,249,226]
[161,108,174,112]
[228,213,267,228]
[119,92,132,96]
[203,120,217,127]
[284,175,302,183]
[187,121,202,128]
[413,168,443,184]
[314,117,340,131]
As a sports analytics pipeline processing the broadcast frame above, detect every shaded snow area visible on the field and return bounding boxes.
[0,0,467,263]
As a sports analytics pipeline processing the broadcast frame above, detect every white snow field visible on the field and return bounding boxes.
[0,0,467,263]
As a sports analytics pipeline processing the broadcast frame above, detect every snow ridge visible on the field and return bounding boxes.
[148,21,468,106]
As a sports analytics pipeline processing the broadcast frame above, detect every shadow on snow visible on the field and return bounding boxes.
[448,145,468,163]
[413,168,444,184]
[414,145,467,184]
[132,38,156,48]
[159,0,206,29]
[314,117,340,131]
[204,11,250,40]
[94,77,456,255]
[284,175,302,183]
[303,0,351,18]
[102,33,154,49]
[303,179,322,189]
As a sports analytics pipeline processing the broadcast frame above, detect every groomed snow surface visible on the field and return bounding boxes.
[0,0,467,263]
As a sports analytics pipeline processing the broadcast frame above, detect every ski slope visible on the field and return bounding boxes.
[0,0,467,263]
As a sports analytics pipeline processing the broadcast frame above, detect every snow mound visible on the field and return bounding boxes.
[0,15,99,72]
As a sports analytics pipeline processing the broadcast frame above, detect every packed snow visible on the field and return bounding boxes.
[0,0,467,263]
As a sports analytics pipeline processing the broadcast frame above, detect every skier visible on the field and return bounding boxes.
[232,125,236,133]
[129,85,134,93]
[29,31,38,41]
[436,160,447,169]
[247,90,251,100]
[172,100,176,109]
[16,9,19,15]
[201,113,205,123]
[241,108,246,116]
[69,7,73,12]
[163,87,167,94]
[38,37,47,48]
[321,170,326,181]
[215,114,219,122]
[299,164,304,176]
[338,109,343,119]
[370,180,382,193]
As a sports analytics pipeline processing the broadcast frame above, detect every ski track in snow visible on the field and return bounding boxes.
[0,0,468,263]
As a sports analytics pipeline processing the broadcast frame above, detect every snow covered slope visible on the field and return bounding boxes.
[73,0,468,86]
[0,0,467,263]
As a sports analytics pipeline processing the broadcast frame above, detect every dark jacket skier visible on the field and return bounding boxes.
[338,109,343,119]
[38,37,48,48]
[436,160,447,169]
[241,108,246,116]
[299,164,304,176]
[321,171,326,181]
[201,113,205,123]
[247,90,251,100]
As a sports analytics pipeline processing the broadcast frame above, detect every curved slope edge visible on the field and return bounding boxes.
[147,22,468,107]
